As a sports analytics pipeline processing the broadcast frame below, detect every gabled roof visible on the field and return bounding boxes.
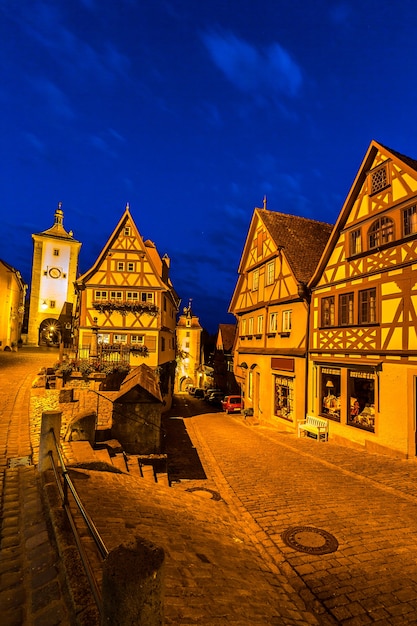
[258,210,334,284]
[217,324,236,351]
[308,140,417,287]
[115,363,162,403]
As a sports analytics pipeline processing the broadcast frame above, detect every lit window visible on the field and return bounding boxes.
[350,229,362,256]
[321,296,335,327]
[339,293,354,326]
[282,310,292,332]
[252,269,259,291]
[257,315,263,335]
[248,370,253,399]
[370,165,388,194]
[359,288,376,324]
[368,217,394,249]
[266,261,275,285]
[274,375,294,421]
[241,318,247,335]
[117,262,125,271]
[98,334,110,344]
[403,205,417,236]
[110,291,122,301]
[269,312,277,333]
[114,334,127,344]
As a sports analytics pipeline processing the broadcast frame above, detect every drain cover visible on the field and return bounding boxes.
[8,456,32,468]
[281,526,338,555]
[185,487,222,501]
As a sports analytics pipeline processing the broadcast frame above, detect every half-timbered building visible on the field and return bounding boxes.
[229,199,332,427]
[74,204,180,406]
[308,140,417,457]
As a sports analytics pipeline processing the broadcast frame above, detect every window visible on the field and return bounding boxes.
[269,312,277,333]
[339,293,354,326]
[350,229,362,256]
[257,315,263,335]
[248,317,254,336]
[185,341,190,348]
[274,375,294,421]
[161,337,166,351]
[53,249,60,256]
[124,226,131,236]
[95,291,107,300]
[117,262,125,271]
[98,334,110,344]
[282,310,292,332]
[110,291,122,301]
[141,292,154,303]
[321,296,335,327]
[320,368,341,421]
[359,288,376,324]
[127,262,135,272]
[248,370,253,399]
[241,318,247,335]
[49,300,56,308]
[252,269,259,291]
[347,370,375,432]
[368,217,394,249]
[114,334,127,344]
[131,335,144,345]
[266,261,275,286]
[127,291,138,301]
[186,331,190,337]
[370,165,388,194]
[403,205,417,236]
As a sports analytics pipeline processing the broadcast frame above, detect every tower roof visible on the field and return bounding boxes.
[34,203,79,241]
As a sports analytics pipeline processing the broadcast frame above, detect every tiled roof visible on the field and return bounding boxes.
[218,324,236,351]
[259,210,333,284]
[379,144,417,172]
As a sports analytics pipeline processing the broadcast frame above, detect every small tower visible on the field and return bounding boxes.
[175,299,202,391]
[27,203,81,346]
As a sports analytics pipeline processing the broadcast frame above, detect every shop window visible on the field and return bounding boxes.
[320,368,341,421]
[321,296,335,327]
[274,375,294,421]
[338,293,354,326]
[403,205,417,236]
[359,288,376,324]
[347,370,375,432]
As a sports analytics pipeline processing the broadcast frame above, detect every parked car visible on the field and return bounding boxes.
[207,391,225,405]
[221,395,243,413]
[193,388,205,398]
[204,388,221,401]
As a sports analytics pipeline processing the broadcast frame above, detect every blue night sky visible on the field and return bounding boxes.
[1,0,417,334]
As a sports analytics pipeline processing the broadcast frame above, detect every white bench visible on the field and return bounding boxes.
[298,415,329,442]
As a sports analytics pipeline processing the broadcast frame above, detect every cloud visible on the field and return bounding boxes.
[31,77,75,119]
[201,29,303,100]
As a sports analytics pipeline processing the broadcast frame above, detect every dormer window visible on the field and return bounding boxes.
[368,217,394,249]
[369,163,389,195]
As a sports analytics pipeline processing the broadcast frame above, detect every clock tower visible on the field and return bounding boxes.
[27,203,81,346]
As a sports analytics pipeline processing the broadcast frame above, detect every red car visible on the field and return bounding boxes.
[221,395,243,413]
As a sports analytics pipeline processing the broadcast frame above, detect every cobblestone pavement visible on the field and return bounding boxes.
[0,348,75,626]
[177,396,417,625]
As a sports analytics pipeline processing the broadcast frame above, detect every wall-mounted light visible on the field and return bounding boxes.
[41,300,48,310]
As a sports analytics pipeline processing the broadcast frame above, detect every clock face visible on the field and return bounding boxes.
[49,267,61,279]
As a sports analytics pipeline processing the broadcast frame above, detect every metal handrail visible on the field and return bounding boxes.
[48,429,109,613]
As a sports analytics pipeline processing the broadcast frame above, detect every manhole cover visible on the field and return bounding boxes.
[8,456,32,468]
[185,487,222,501]
[281,526,338,555]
